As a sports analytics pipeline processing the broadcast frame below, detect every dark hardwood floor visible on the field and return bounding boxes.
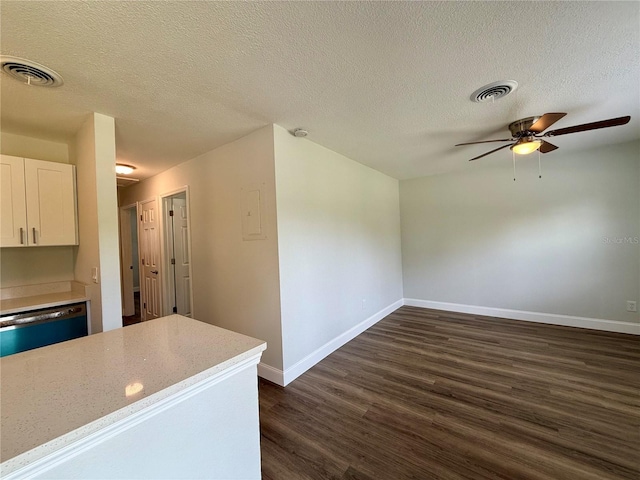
[122,292,141,326]
[259,306,640,480]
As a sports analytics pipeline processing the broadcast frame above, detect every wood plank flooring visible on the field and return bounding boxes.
[258,306,640,480]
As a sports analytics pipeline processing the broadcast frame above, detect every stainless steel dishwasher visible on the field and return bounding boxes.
[0,303,88,357]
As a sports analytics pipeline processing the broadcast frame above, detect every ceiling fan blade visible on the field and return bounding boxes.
[544,116,630,137]
[469,143,514,161]
[455,139,513,146]
[539,140,558,154]
[529,113,567,133]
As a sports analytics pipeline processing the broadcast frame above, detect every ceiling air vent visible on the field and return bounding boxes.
[0,56,64,87]
[470,80,517,103]
[116,176,140,188]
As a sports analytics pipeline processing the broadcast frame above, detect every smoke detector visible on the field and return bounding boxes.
[470,80,517,103]
[0,56,64,87]
[292,128,308,138]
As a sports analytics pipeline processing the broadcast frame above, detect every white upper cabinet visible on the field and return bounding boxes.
[0,155,27,247]
[24,158,78,246]
[0,155,78,247]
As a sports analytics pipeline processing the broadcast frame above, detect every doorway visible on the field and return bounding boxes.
[119,204,141,324]
[162,190,193,317]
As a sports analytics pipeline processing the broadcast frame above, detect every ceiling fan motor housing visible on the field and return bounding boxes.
[508,116,541,137]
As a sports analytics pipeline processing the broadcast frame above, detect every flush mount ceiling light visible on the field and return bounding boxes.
[510,137,542,155]
[115,164,136,175]
[0,55,64,87]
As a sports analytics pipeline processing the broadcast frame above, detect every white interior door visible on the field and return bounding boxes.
[171,196,192,317]
[140,199,162,320]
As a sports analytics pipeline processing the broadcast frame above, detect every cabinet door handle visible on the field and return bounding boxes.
[32,227,37,244]
[19,227,24,245]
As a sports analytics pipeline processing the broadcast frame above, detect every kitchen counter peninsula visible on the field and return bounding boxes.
[0,314,266,479]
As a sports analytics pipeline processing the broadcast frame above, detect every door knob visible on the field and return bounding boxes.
[151,270,159,274]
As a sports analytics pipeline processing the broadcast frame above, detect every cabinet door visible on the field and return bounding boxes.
[24,158,78,246]
[0,155,27,247]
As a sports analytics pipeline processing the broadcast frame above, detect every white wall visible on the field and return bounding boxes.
[0,247,75,288]
[74,113,122,333]
[1,131,70,164]
[0,132,75,288]
[119,126,284,369]
[400,140,640,326]
[274,125,403,377]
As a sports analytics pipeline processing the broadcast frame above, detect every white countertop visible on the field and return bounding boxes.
[0,315,266,473]
[0,281,89,316]
[0,290,89,315]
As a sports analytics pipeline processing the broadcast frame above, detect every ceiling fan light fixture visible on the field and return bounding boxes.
[457,113,631,163]
[115,163,136,175]
[511,138,542,155]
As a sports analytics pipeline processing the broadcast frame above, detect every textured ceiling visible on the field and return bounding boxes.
[1,1,638,180]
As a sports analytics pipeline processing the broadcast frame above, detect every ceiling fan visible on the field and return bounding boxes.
[456,113,631,161]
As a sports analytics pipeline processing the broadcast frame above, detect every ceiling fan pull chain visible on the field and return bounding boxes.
[538,150,542,179]
[513,150,516,181]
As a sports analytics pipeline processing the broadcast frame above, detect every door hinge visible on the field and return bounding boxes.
[170,258,175,265]
[140,214,143,221]
[143,302,146,309]
[172,306,177,313]
[169,210,174,217]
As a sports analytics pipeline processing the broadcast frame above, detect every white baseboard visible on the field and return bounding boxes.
[403,298,640,335]
[257,362,284,386]
[258,299,404,387]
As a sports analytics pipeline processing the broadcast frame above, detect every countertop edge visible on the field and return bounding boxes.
[1,342,266,476]
[0,294,89,316]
